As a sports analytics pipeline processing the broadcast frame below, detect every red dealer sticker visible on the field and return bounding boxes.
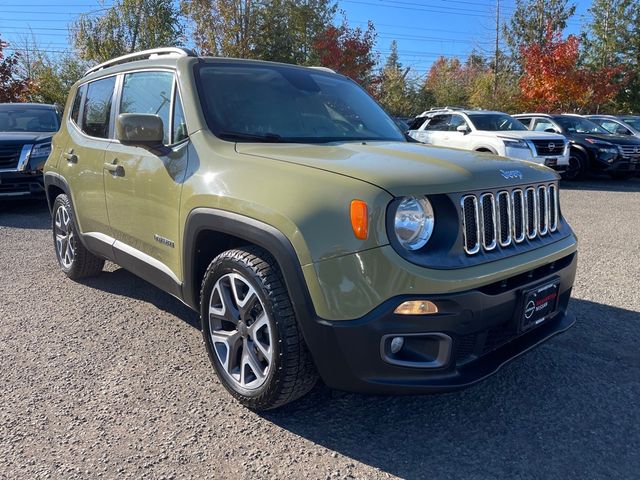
[521,280,560,331]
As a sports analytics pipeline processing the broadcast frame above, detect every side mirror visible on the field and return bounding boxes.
[116,113,164,150]
[456,124,469,134]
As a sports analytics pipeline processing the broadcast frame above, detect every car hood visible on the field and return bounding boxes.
[481,130,566,141]
[236,141,558,196]
[0,132,54,143]
[569,133,640,145]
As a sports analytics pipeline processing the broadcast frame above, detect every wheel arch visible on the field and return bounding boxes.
[182,208,316,322]
[43,171,71,213]
[474,146,498,155]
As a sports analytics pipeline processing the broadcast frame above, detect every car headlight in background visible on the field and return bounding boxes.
[393,196,435,250]
[30,142,52,159]
[501,138,530,150]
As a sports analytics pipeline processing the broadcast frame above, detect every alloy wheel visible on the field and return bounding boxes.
[54,205,75,269]
[208,273,274,390]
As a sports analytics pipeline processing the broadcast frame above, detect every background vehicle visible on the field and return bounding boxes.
[515,113,640,180]
[586,115,640,139]
[43,49,577,410]
[0,103,60,197]
[408,108,569,172]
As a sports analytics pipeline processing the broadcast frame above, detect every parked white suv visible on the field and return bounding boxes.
[408,108,570,171]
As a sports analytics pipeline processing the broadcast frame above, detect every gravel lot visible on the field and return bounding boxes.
[1,177,639,480]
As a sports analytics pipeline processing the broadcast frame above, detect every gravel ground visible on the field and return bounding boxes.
[1,177,639,480]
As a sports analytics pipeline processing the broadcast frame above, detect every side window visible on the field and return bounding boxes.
[172,87,188,144]
[408,117,427,130]
[448,114,467,131]
[81,77,116,138]
[596,120,619,134]
[425,115,451,131]
[120,71,174,144]
[533,118,556,132]
[70,85,85,125]
[517,117,532,129]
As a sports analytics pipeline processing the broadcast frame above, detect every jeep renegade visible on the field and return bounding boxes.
[44,48,578,410]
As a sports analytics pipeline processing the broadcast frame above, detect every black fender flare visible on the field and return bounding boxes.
[43,171,71,212]
[181,208,317,325]
[569,143,592,164]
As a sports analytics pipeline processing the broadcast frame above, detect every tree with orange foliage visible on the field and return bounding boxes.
[0,37,31,102]
[312,20,378,89]
[519,28,623,112]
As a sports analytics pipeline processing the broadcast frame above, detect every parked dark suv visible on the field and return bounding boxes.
[0,103,61,197]
[514,113,640,180]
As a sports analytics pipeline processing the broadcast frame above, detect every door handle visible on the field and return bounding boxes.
[104,159,125,176]
[63,150,78,163]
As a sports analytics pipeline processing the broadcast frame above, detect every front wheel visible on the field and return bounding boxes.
[200,247,318,410]
[562,150,587,180]
[52,194,104,279]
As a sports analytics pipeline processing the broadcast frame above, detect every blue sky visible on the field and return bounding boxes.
[1,0,592,78]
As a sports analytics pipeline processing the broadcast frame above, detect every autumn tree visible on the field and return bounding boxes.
[0,37,30,102]
[504,0,576,68]
[73,0,184,63]
[312,20,378,88]
[422,57,468,107]
[519,28,622,112]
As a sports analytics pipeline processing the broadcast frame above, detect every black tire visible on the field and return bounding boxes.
[52,194,104,279]
[562,149,588,180]
[200,246,318,410]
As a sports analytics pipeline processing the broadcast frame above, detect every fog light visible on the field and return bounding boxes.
[394,300,438,315]
[390,336,405,354]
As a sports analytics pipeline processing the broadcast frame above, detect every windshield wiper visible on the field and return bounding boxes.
[218,130,284,143]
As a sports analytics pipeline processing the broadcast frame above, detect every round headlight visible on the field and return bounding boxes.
[393,196,435,250]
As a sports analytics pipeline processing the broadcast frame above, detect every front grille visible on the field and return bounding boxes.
[0,143,23,170]
[531,139,566,156]
[461,183,559,255]
[619,144,640,162]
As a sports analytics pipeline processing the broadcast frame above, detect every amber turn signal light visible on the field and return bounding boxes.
[350,200,369,240]
[394,300,438,315]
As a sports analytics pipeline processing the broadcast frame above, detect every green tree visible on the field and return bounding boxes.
[423,57,468,107]
[503,0,576,66]
[582,0,640,112]
[73,0,184,63]
[29,54,89,107]
[376,41,414,116]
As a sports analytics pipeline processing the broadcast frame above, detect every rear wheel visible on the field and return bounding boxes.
[562,150,587,180]
[200,247,318,410]
[52,194,104,279]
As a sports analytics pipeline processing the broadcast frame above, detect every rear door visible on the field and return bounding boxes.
[415,114,451,145]
[104,70,189,288]
[63,76,116,236]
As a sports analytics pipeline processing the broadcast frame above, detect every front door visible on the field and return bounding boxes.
[104,71,189,286]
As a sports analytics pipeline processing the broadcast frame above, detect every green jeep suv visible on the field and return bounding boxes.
[44,48,578,410]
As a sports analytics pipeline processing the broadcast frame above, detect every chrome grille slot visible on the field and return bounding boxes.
[461,195,480,255]
[538,186,548,235]
[511,189,525,243]
[496,191,512,247]
[480,193,497,251]
[548,184,558,232]
[461,183,560,255]
[525,187,537,239]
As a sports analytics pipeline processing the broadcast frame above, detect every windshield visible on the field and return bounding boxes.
[466,113,527,131]
[622,117,640,130]
[196,63,405,143]
[0,106,60,133]
[555,116,609,134]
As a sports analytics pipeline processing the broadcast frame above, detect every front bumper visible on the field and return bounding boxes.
[0,171,45,197]
[301,252,577,394]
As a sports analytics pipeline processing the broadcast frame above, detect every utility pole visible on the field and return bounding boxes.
[494,0,500,97]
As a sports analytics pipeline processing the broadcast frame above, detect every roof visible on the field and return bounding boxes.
[417,108,503,117]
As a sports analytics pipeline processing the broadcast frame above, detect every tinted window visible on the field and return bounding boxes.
[0,106,60,133]
[82,77,116,138]
[555,116,609,134]
[172,88,188,144]
[517,117,532,128]
[120,71,174,144]
[449,114,468,131]
[196,63,404,143]
[408,117,427,130]
[70,85,85,125]
[622,117,640,130]
[467,113,526,131]
[597,120,631,135]
[425,115,451,131]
